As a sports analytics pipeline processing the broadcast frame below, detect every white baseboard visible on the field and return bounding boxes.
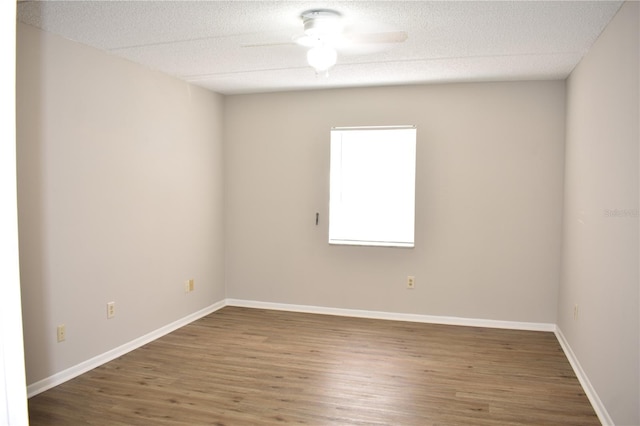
[27,300,226,398]
[554,327,613,426]
[225,299,556,332]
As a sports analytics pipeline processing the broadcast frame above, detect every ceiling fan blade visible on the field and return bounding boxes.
[342,31,408,45]
[241,41,295,48]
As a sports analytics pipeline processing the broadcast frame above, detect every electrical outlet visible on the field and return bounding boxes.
[573,304,579,320]
[107,301,115,319]
[57,325,66,342]
[185,280,190,293]
[407,276,415,289]
[189,279,194,292]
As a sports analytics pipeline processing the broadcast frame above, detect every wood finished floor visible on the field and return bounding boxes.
[28,307,599,425]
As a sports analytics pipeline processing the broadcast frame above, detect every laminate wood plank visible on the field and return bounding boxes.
[28,307,599,425]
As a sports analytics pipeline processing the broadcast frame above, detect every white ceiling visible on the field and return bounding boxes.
[17,1,623,95]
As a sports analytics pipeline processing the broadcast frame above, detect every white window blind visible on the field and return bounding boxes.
[329,126,416,248]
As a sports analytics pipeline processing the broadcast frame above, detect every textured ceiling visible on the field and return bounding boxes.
[17,1,623,95]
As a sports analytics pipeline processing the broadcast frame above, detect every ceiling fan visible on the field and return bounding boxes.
[295,9,408,74]
[244,9,408,75]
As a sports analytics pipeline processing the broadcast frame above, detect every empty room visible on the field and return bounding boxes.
[2,1,638,425]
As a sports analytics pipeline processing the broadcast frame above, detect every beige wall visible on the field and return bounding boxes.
[224,81,566,323]
[559,2,639,424]
[16,23,226,384]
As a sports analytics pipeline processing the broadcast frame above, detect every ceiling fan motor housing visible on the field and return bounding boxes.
[301,9,343,39]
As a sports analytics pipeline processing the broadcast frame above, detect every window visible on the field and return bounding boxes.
[329,126,417,248]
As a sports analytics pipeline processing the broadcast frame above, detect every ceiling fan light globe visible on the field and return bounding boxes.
[307,46,337,73]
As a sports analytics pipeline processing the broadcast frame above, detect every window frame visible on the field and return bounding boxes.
[328,125,417,248]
